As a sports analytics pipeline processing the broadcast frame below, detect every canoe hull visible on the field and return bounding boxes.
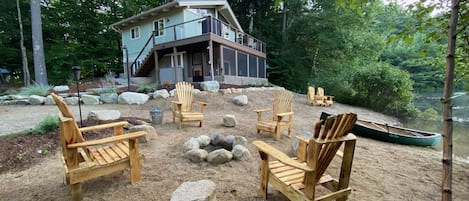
[320,112,442,147]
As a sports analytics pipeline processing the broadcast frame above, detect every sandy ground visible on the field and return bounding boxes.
[0,89,468,201]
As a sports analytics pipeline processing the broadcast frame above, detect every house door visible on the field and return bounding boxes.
[192,52,204,82]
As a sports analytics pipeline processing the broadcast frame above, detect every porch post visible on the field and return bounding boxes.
[209,40,214,81]
[173,47,178,83]
[154,50,159,84]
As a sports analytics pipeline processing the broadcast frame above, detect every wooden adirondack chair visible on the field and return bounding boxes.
[255,90,294,140]
[317,87,334,106]
[306,86,326,106]
[51,93,147,201]
[252,112,357,201]
[172,82,207,129]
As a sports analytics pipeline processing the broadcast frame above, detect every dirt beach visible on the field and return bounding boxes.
[0,89,468,201]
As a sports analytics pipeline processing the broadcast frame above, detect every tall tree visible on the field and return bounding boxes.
[30,0,48,85]
[17,0,30,86]
[441,1,460,200]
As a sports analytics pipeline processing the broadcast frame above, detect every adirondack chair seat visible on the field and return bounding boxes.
[253,113,357,201]
[256,118,293,134]
[51,93,147,201]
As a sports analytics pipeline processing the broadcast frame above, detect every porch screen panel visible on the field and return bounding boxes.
[259,58,266,78]
[237,52,247,77]
[223,47,236,76]
[249,55,257,77]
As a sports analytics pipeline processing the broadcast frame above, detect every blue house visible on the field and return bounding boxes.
[111,0,267,85]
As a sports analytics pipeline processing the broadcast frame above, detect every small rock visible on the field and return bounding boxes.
[87,110,121,121]
[233,136,248,147]
[232,145,251,161]
[223,114,237,127]
[153,89,170,99]
[129,125,157,143]
[207,149,233,165]
[196,135,211,148]
[184,149,208,162]
[53,85,69,92]
[182,137,200,154]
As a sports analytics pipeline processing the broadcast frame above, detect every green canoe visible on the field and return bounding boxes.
[320,112,442,147]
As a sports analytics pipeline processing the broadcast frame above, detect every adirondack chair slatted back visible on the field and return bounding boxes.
[272,90,293,121]
[175,82,194,112]
[317,87,325,97]
[307,86,315,100]
[51,93,86,168]
[309,112,357,181]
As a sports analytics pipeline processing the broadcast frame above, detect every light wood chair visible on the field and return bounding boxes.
[252,112,357,201]
[51,93,147,201]
[172,82,207,129]
[317,87,334,106]
[306,86,326,106]
[255,90,294,140]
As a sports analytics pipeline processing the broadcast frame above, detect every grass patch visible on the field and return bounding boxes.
[19,83,53,96]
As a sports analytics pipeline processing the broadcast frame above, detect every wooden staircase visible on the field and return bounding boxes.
[133,50,155,77]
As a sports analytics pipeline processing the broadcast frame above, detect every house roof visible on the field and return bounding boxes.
[111,0,243,32]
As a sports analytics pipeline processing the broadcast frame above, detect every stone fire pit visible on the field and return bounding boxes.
[182,133,251,165]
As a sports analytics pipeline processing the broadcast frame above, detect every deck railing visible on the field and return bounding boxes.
[129,16,266,75]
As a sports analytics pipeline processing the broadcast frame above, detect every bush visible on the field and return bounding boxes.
[19,83,53,96]
[32,115,59,135]
[137,83,157,93]
[349,62,415,117]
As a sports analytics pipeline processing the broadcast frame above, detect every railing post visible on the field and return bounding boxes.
[152,30,156,46]
[207,16,212,33]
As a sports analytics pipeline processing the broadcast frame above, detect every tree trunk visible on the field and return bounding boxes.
[17,0,30,87]
[441,0,460,200]
[30,0,48,85]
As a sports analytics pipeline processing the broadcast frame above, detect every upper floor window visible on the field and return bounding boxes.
[130,26,140,39]
[154,19,165,37]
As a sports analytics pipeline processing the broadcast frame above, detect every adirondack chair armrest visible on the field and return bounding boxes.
[312,133,357,144]
[172,100,183,111]
[79,121,129,132]
[325,95,334,100]
[195,101,208,113]
[67,131,147,148]
[254,108,271,121]
[276,111,293,118]
[253,140,314,172]
[254,108,271,113]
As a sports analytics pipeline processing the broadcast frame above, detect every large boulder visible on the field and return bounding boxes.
[232,95,248,106]
[28,95,45,105]
[64,97,79,105]
[153,89,170,99]
[118,92,149,105]
[200,81,219,93]
[170,180,216,201]
[81,94,100,105]
[87,110,121,121]
[100,93,118,104]
[53,85,69,92]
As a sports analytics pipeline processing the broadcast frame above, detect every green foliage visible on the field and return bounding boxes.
[16,152,26,161]
[32,115,59,135]
[348,62,416,117]
[0,88,18,96]
[18,83,53,96]
[136,83,157,93]
[419,108,440,120]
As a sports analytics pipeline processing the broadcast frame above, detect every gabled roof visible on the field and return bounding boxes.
[111,0,243,32]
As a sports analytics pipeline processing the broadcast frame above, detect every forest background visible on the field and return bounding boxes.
[0,0,468,118]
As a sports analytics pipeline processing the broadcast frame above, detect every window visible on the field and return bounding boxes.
[130,26,140,39]
[154,19,165,37]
